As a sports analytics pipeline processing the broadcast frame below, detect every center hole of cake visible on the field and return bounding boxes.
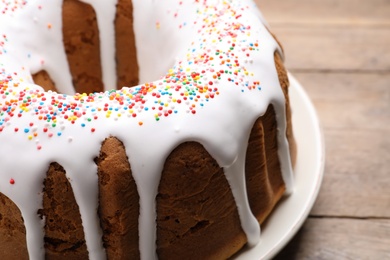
[31,0,142,95]
[30,0,190,95]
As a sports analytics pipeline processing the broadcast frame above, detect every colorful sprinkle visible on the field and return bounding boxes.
[0,0,264,151]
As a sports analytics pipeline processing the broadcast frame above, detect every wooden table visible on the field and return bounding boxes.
[253,0,390,258]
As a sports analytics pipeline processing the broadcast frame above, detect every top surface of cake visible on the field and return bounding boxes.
[0,0,294,259]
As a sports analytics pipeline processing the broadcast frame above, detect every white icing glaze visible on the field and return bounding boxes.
[0,0,294,259]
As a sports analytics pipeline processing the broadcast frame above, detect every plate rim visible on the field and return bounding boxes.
[266,73,326,259]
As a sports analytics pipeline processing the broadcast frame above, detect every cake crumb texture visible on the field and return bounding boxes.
[0,193,28,260]
[62,0,104,93]
[156,142,247,260]
[40,163,89,260]
[96,137,140,259]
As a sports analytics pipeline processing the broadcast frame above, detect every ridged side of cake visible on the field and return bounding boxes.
[0,0,295,259]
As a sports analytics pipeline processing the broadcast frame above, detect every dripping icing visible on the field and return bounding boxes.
[0,0,294,259]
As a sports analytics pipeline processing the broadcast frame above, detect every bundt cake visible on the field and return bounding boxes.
[0,0,296,259]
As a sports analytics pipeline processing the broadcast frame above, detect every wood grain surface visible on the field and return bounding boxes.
[254,0,390,258]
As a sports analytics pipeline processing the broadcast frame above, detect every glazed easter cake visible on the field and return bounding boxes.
[0,0,296,259]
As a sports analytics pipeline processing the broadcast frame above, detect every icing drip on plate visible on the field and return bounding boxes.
[0,0,294,259]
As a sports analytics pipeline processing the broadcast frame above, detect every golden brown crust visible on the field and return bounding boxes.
[96,137,140,259]
[156,142,246,260]
[62,0,104,93]
[274,52,297,166]
[0,193,28,260]
[32,70,58,92]
[40,163,89,260]
[115,0,139,89]
[246,105,286,224]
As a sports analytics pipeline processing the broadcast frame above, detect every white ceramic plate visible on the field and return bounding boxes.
[233,73,325,259]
